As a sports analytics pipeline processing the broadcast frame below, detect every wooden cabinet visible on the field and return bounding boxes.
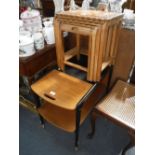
[19,44,56,78]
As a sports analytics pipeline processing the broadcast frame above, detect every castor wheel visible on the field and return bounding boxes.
[42,124,45,128]
[87,133,94,139]
[41,124,45,129]
[74,146,79,151]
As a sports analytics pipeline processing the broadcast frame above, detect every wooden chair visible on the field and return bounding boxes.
[88,80,135,155]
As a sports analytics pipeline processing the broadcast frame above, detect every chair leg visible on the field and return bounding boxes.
[122,131,135,155]
[121,141,134,155]
[87,111,97,139]
[74,108,81,151]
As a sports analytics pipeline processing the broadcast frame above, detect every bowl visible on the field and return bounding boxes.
[19,36,35,57]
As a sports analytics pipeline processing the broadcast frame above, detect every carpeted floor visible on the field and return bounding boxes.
[19,105,134,155]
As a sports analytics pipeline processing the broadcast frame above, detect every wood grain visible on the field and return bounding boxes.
[54,11,123,81]
[31,70,92,110]
[37,67,111,132]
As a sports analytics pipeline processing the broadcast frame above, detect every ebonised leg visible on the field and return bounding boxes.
[31,90,45,128]
[39,114,45,128]
[75,108,81,151]
[87,111,97,139]
[122,141,134,155]
[122,131,135,155]
[106,65,113,94]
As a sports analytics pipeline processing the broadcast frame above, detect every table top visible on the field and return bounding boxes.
[31,70,92,110]
[96,80,135,130]
[56,10,123,21]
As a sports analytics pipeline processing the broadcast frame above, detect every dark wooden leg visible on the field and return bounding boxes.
[22,76,34,93]
[87,111,97,139]
[122,141,134,155]
[75,108,81,151]
[31,90,45,128]
[106,65,113,93]
[39,114,45,128]
[122,131,135,155]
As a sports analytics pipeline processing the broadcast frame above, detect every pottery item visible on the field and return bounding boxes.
[19,30,31,37]
[43,17,54,24]
[63,32,68,38]
[82,0,92,10]
[43,21,53,27]
[109,0,127,13]
[20,9,42,33]
[43,25,55,45]
[33,32,45,50]
[123,9,135,26]
[53,0,65,14]
[19,36,35,57]
[69,0,76,10]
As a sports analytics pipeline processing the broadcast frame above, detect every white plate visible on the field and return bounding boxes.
[19,50,35,58]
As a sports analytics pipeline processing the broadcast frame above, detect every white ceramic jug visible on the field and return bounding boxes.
[43,25,55,45]
[123,9,135,26]
[33,32,44,50]
[53,0,65,14]
[19,36,35,57]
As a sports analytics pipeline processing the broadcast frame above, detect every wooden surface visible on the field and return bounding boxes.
[37,67,110,132]
[31,70,92,110]
[54,10,123,82]
[65,28,135,86]
[38,102,76,132]
[19,44,56,78]
[96,80,135,130]
[56,10,123,21]
[110,28,135,87]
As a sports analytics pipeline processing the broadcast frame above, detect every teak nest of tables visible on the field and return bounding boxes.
[54,10,123,82]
